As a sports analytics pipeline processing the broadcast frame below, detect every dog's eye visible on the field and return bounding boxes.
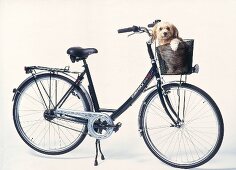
[159,27,163,31]
[166,27,170,31]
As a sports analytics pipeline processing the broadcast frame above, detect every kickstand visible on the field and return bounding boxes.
[94,139,105,166]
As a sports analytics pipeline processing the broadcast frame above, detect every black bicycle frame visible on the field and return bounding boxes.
[108,43,157,119]
[54,42,179,125]
[111,43,178,125]
[111,66,155,120]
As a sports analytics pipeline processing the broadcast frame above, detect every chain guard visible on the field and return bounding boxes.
[54,109,114,140]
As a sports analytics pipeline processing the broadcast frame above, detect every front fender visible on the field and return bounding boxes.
[138,81,184,135]
[138,88,158,136]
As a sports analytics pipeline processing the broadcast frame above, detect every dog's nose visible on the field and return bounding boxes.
[163,32,168,36]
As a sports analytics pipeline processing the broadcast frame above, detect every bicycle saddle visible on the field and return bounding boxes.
[67,47,98,62]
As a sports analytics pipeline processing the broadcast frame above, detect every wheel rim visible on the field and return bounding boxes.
[14,75,87,154]
[143,86,221,167]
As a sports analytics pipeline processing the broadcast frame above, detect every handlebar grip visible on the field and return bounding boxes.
[117,26,139,33]
[118,27,134,33]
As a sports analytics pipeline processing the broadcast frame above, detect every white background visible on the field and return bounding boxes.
[0,0,236,169]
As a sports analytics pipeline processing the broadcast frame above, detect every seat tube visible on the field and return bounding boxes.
[83,60,100,111]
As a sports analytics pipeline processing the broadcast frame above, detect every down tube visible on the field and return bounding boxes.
[111,68,155,120]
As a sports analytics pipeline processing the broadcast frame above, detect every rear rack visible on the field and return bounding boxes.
[25,66,81,74]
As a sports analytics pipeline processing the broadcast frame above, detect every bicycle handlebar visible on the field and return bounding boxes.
[117,20,161,36]
[117,25,151,37]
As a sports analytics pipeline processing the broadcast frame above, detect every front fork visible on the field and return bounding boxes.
[157,83,181,127]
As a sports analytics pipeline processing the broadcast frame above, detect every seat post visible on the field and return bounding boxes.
[83,59,100,111]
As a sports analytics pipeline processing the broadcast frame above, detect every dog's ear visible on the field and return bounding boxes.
[172,24,179,38]
[152,24,158,40]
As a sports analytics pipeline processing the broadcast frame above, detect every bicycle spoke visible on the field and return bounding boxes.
[14,74,89,154]
[141,83,223,168]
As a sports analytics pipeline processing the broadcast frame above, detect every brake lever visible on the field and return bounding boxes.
[127,30,144,37]
[127,32,136,37]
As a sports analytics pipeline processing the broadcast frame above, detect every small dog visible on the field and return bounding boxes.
[153,22,188,74]
[152,21,182,51]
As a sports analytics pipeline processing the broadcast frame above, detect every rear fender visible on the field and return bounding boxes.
[12,72,94,111]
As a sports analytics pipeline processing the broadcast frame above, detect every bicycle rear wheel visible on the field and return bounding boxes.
[139,83,224,169]
[13,73,91,155]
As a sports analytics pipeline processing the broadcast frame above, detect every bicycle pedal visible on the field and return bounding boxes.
[113,122,122,132]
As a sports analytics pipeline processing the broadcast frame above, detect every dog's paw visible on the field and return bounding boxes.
[170,39,181,51]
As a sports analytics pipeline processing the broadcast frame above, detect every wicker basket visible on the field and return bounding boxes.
[156,39,194,75]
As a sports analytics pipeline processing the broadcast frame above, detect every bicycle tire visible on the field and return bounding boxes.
[13,73,92,155]
[139,83,224,169]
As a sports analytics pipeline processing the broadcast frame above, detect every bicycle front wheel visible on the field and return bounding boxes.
[139,83,224,169]
[13,73,91,155]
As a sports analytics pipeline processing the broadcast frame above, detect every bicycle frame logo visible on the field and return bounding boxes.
[131,69,154,98]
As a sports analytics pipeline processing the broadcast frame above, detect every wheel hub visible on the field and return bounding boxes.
[171,120,185,128]
[176,120,185,128]
[44,109,56,121]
